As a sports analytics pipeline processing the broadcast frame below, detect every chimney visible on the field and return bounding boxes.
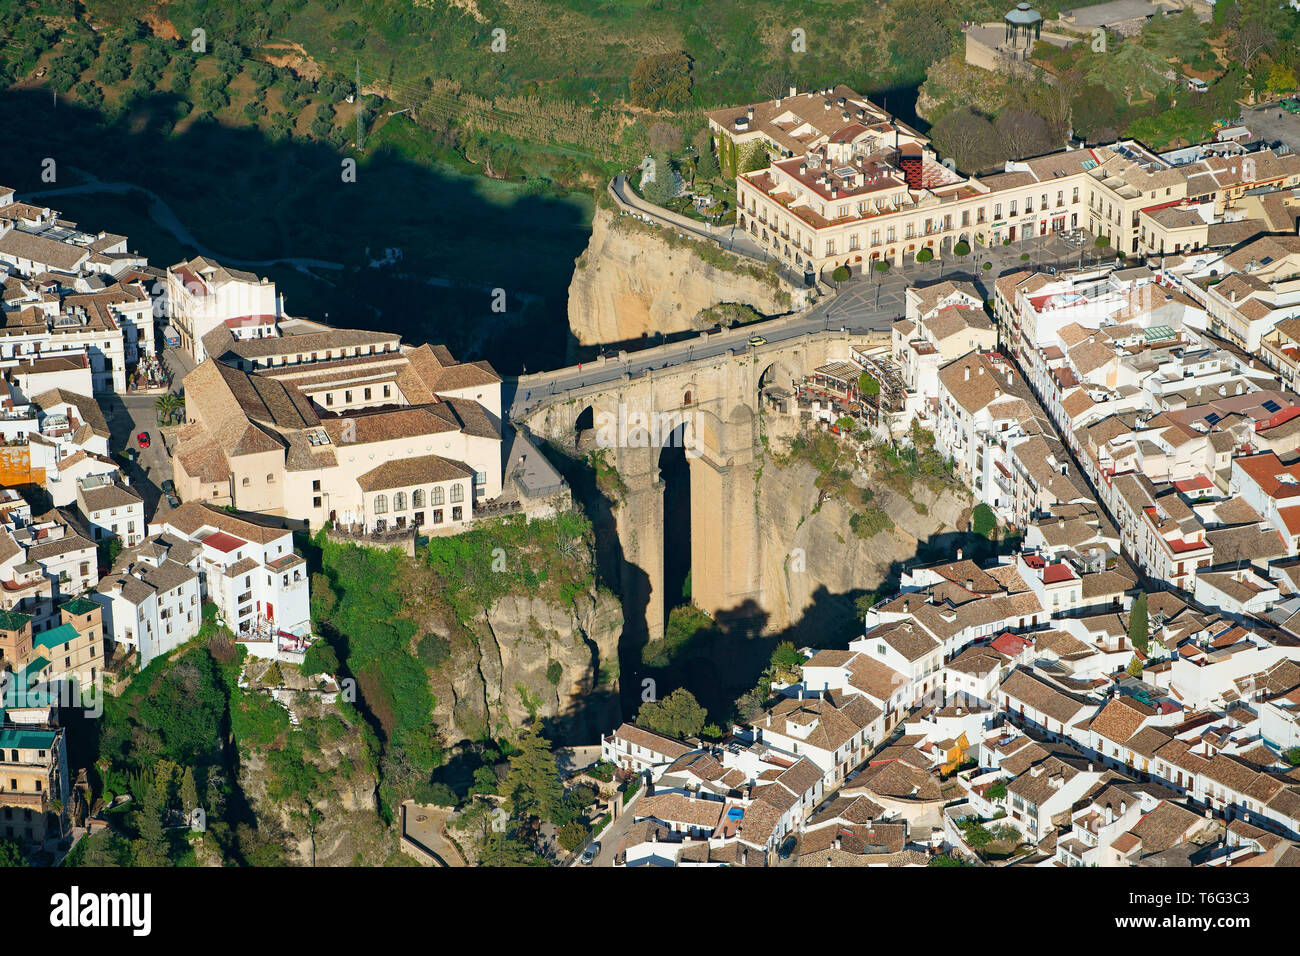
[956,548,963,561]
[966,578,974,591]
[742,846,748,864]
[747,106,755,120]
[766,713,771,727]
[994,387,1001,400]
[834,836,842,850]
[964,367,971,381]
[978,365,984,375]
[1006,369,1013,386]
[1120,800,1127,815]
[789,85,797,98]
[903,597,910,613]
[956,706,963,716]
[798,686,804,701]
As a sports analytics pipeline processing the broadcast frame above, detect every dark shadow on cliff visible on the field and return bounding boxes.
[629,524,1025,724]
[0,88,591,375]
[534,436,646,739]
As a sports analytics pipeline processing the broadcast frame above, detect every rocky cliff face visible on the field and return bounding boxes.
[756,454,972,638]
[566,205,799,349]
[235,698,389,867]
[433,587,623,746]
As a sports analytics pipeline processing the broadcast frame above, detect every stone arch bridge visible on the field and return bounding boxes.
[515,328,888,642]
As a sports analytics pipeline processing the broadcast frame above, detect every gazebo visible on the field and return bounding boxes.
[1004,2,1043,47]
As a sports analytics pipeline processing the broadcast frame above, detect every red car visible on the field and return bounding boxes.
[137,431,150,448]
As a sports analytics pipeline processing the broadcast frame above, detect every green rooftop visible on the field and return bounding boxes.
[60,597,99,617]
[0,727,57,751]
[0,609,31,632]
[32,623,78,653]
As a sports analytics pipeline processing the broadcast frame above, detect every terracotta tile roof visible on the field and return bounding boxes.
[355,454,476,493]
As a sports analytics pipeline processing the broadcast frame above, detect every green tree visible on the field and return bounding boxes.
[1127,656,1144,679]
[637,688,707,739]
[643,153,677,206]
[179,767,199,816]
[629,51,693,110]
[1129,592,1149,653]
[693,128,720,181]
[971,503,997,539]
[557,821,588,852]
[501,724,562,823]
[858,372,881,397]
[0,837,25,866]
[770,642,805,683]
[832,265,851,283]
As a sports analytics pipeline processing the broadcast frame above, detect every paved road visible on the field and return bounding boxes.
[1236,103,1300,155]
[100,391,175,517]
[509,229,1112,421]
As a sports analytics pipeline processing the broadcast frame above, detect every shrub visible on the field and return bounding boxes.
[546,660,563,685]
[982,261,992,270]
[1095,235,1110,247]
[1002,238,1010,245]
[874,260,890,272]
[971,503,997,539]
[858,372,881,396]
[557,821,588,851]
[986,781,1008,801]
[916,248,934,263]
[831,265,851,282]
[953,240,970,256]
[1019,252,1030,261]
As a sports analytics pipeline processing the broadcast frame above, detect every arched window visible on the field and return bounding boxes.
[266,474,275,483]
[412,489,425,508]
[393,491,407,512]
[431,486,444,506]
[241,477,250,487]
[374,494,388,514]
[450,483,464,504]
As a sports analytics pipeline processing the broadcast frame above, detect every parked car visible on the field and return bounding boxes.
[165,492,181,509]
[580,841,601,865]
[1283,98,1300,114]
[137,431,150,448]
[162,479,176,497]
[748,334,767,347]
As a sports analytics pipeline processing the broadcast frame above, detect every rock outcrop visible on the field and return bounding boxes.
[756,454,972,638]
[433,587,623,746]
[566,204,798,350]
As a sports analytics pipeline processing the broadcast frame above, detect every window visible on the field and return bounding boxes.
[364,387,372,400]
[383,385,391,398]
[474,471,486,487]
[450,484,464,504]
[452,506,463,521]
[242,477,250,487]
[313,496,322,508]
[266,474,275,483]
[412,489,425,508]
[312,480,321,492]
[432,509,444,524]
[431,486,444,506]
[374,494,388,514]
[393,491,407,511]
[325,393,333,406]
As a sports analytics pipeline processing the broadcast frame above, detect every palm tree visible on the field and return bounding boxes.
[154,393,182,424]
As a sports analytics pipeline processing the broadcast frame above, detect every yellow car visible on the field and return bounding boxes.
[748,334,767,347]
